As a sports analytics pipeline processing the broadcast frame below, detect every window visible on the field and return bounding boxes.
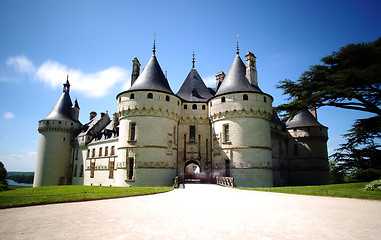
[190,126,195,143]
[221,97,226,103]
[224,124,230,142]
[79,165,83,177]
[294,143,299,156]
[99,148,102,157]
[109,161,114,179]
[202,105,206,110]
[63,137,66,141]
[73,165,77,177]
[90,162,95,178]
[165,95,170,101]
[111,146,115,155]
[264,96,267,102]
[75,150,78,160]
[147,93,153,99]
[130,93,134,99]
[87,149,90,159]
[184,104,187,109]
[92,149,95,158]
[243,94,248,100]
[225,160,230,177]
[127,158,134,180]
[192,104,197,110]
[130,123,136,141]
[105,147,109,156]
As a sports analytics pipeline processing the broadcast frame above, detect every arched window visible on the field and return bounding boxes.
[165,95,170,101]
[184,104,188,109]
[130,93,134,99]
[202,105,206,110]
[243,94,248,100]
[192,104,197,110]
[221,97,226,103]
[147,93,153,99]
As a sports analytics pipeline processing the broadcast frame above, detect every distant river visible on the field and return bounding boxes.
[6,179,33,187]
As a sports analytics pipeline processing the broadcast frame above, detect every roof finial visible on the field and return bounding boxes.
[236,34,240,55]
[192,51,195,68]
[152,32,157,56]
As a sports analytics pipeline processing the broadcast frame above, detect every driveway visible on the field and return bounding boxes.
[1,184,380,240]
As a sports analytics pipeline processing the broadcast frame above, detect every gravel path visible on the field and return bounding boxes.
[1,184,381,240]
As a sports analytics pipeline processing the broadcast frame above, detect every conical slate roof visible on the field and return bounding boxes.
[286,110,326,129]
[127,55,173,94]
[215,54,262,96]
[42,92,76,122]
[176,68,213,102]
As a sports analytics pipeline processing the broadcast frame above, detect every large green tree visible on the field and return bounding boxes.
[276,38,381,182]
[0,161,8,191]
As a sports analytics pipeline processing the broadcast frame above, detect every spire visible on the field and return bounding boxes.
[63,75,70,93]
[236,35,240,55]
[192,51,195,69]
[152,34,156,56]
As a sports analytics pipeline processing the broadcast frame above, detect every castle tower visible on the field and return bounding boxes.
[176,52,213,181]
[116,43,181,186]
[34,77,82,187]
[286,110,330,185]
[209,49,274,187]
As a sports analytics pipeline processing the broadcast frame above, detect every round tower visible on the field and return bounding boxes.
[209,49,273,187]
[286,110,330,185]
[116,44,181,186]
[34,78,82,187]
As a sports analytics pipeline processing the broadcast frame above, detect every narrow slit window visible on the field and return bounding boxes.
[190,126,195,143]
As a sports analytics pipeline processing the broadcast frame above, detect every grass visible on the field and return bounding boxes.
[0,185,173,208]
[237,182,381,200]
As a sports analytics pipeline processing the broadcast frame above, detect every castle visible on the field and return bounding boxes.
[33,44,330,188]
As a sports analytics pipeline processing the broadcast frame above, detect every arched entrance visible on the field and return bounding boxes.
[184,160,201,183]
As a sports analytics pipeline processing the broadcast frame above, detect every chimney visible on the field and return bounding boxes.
[215,71,225,89]
[131,57,141,86]
[310,106,317,119]
[245,51,258,86]
[90,111,97,120]
[113,112,119,126]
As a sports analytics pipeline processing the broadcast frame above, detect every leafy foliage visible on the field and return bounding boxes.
[7,174,34,184]
[276,37,381,117]
[0,162,8,191]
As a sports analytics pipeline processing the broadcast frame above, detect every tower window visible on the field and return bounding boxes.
[192,104,197,110]
[184,104,188,109]
[147,93,153,99]
[127,158,134,180]
[190,126,195,143]
[130,93,134,99]
[224,124,230,142]
[165,95,170,101]
[243,94,248,100]
[221,97,226,103]
[130,122,136,141]
[202,105,206,110]
[264,96,267,102]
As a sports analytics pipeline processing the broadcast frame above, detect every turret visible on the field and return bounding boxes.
[116,41,181,186]
[286,110,330,185]
[34,78,81,187]
[209,47,273,187]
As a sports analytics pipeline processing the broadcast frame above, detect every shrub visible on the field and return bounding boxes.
[364,179,381,191]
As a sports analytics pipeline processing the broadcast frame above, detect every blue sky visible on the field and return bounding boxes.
[0,0,380,171]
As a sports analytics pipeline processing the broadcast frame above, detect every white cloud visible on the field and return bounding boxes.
[6,55,36,74]
[203,75,216,88]
[6,55,130,98]
[120,76,132,91]
[0,153,36,172]
[4,112,15,119]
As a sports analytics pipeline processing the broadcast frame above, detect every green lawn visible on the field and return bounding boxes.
[0,185,173,208]
[237,182,381,200]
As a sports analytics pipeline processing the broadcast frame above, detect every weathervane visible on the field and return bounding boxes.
[236,34,240,55]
